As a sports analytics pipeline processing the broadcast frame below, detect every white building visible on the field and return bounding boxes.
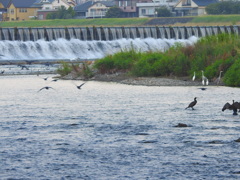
[137,0,178,17]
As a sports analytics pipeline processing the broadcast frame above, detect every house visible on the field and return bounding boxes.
[174,0,218,16]
[0,0,11,21]
[6,0,40,21]
[74,1,115,18]
[137,0,178,18]
[115,0,139,17]
[33,0,74,20]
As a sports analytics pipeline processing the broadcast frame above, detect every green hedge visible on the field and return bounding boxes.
[94,34,240,87]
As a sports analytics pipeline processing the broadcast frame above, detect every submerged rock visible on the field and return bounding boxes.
[230,171,240,174]
[234,138,240,142]
[208,140,224,144]
[135,132,149,135]
[138,140,158,143]
[174,123,189,128]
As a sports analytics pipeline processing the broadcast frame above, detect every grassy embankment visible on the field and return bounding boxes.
[0,15,240,27]
[92,34,240,87]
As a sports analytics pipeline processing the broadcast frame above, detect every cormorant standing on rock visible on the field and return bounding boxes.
[185,97,197,110]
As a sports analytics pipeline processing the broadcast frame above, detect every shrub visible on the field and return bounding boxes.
[94,55,115,73]
[94,47,141,73]
[224,59,240,86]
[81,62,94,78]
[131,52,170,76]
[205,58,235,80]
[93,34,240,87]
[105,7,123,18]
[155,7,172,17]
[57,61,72,76]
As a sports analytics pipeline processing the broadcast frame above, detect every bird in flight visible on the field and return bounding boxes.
[18,65,29,70]
[185,97,197,110]
[75,82,85,89]
[38,86,55,92]
[42,77,48,81]
[51,79,59,82]
[198,87,207,91]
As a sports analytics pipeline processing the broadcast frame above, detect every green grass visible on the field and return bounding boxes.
[0,18,150,27]
[0,15,240,27]
[191,15,240,23]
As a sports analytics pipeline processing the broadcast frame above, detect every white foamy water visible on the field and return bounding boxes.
[0,75,240,179]
[0,37,198,61]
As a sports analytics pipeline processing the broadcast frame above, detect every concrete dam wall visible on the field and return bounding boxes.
[0,25,239,41]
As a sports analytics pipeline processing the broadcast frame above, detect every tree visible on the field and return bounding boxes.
[46,6,76,19]
[67,6,76,18]
[206,2,240,15]
[105,6,123,18]
[155,6,172,17]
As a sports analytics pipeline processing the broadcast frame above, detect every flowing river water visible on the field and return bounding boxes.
[1,75,240,179]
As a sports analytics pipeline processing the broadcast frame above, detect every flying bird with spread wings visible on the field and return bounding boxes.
[38,86,55,92]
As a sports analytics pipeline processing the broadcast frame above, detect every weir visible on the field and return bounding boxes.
[0,25,238,61]
[0,25,239,41]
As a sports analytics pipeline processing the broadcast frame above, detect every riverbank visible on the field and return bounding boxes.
[61,72,222,86]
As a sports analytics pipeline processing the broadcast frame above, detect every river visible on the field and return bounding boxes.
[0,75,240,179]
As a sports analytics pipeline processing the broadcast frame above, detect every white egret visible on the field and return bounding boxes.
[201,70,208,86]
[192,71,195,81]
[216,71,223,85]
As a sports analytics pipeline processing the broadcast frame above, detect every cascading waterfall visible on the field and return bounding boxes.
[151,28,157,39]
[138,27,145,39]
[200,27,206,37]
[0,37,198,61]
[74,28,81,40]
[116,28,123,39]
[110,28,117,40]
[0,25,238,61]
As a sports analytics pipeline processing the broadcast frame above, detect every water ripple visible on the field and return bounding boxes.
[0,75,240,179]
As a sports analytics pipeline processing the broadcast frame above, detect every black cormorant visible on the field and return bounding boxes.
[185,97,197,110]
[222,100,240,115]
